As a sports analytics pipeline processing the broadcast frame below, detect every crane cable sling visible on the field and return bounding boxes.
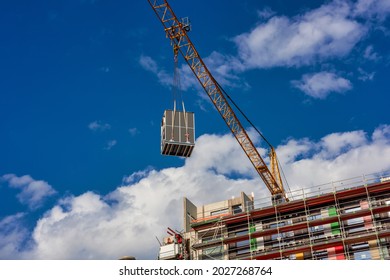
[175,53,190,143]
[176,70,190,142]
[170,51,178,141]
[171,47,189,142]
[171,76,176,142]
[214,79,292,195]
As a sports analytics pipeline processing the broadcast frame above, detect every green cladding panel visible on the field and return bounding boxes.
[328,207,341,235]
[250,224,257,251]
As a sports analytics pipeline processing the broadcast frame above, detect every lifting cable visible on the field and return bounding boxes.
[171,44,190,142]
[171,46,179,141]
[214,79,292,196]
[214,79,273,148]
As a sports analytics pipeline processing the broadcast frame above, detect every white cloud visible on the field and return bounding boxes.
[363,45,380,61]
[234,1,367,68]
[1,125,390,259]
[139,52,247,92]
[319,130,368,158]
[291,71,352,99]
[139,54,197,90]
[203,51,248,89]
[354,0,390,20]
[104,140,117,150]
[122,167,153,185]
[276,138,315,163]
[2,174,57,210]
[28,176,255,259]
[139,55,158,74]
[139,55,173,88]
[278,125,390,189]
[128,127,139,136]
[88,121,111,132]
[98,66,110,73]
[24,133,265,259]
[0,213,29,259]
[257,7,276,20]
[372,124,390,142]
[232,0,390,71]
[358,67,375,81]
[184,131,263,177]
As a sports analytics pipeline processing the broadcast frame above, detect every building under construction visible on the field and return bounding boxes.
[159,173,390,260]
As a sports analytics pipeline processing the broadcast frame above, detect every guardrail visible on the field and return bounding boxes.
[250,170,390,211]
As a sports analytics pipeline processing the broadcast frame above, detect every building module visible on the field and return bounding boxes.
[161,109,195,158]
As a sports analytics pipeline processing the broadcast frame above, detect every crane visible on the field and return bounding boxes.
[147,0,287,202]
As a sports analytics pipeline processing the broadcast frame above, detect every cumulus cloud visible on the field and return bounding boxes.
[278,125,390,189]
[1,125,390,259]
[291,71,352,99]
[88,121,111,132]
[184,131,263,177]
[27,172,261,259]
[104,140,117,150]
[0,213,29,259]
[354,0,390,20]
[234,0,390,70]
[319,130,368,157]
[22,133,265,260]
[257,7,276,20]
[234,1,367,68]
[233,0,390,70]
[1,174,57,210]
[122,167,153,185]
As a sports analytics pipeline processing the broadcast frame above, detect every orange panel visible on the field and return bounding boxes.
[296,252,304,260]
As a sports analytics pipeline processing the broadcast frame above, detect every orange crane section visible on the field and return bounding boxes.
[147,0,287,200]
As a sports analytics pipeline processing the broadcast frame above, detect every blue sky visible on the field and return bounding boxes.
[1,0,390,259]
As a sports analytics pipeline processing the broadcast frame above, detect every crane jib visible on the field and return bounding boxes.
[147,0,286,200]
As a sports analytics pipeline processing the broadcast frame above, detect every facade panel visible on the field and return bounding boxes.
[180,180,390,260]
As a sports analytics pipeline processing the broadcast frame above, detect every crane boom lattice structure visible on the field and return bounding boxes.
[147,0,286,200]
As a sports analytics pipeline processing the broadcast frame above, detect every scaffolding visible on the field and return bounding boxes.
[182,172,390,260]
